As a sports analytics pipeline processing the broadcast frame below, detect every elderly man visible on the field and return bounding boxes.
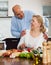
[11,5,49,39]
[11,5,34,38]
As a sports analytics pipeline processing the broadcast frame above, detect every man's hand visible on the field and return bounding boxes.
[21,30,26,37]
[43,33,48,40]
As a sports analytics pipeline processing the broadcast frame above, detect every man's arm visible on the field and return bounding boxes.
[43,17,49,40]
[43,17,49,33]
[43,33,48,40]
[11,17,20,38]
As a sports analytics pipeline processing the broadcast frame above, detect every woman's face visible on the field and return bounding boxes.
[31,17,41,30]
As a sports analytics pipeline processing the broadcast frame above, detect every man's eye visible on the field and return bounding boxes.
[32,20,34,22]
[17,13,20,15]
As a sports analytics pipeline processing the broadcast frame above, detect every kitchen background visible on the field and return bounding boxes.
[0,0,51,39]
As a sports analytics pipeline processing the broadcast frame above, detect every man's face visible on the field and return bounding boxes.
[13,7,24,19]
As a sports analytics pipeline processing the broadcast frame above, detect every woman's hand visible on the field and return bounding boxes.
[27,47,34,52]
[19,43,26,49]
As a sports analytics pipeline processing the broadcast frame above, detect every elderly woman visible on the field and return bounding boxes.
[17,15,46,49]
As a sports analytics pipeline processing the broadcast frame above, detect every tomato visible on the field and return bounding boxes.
[27,48,31,52]
[17,50,22,52]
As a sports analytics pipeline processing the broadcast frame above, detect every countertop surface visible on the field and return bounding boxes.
[0,57,51,65]
[0,57,41,65]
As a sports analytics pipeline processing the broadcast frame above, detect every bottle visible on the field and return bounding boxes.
[42,42,48,64]
[47,41,51,64]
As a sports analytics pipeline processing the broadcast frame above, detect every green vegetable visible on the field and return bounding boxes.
[32,50,38,54]
[29,52,34,59]
[40,52,43,54]
[19,53,27,58]
[26,53,30,59]
[19,52,34,59]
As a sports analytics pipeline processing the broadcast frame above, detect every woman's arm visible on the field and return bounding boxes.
[17,36,26,49]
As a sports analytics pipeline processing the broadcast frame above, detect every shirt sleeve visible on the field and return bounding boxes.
[44,17,49,28]
[17,36,25,49]
[43,17,49,33]
[11,17,20,38]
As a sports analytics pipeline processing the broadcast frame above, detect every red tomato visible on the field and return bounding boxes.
[17,50,22,52]
[27,48,31,52]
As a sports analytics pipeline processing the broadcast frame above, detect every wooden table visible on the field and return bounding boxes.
[0,57,50,65]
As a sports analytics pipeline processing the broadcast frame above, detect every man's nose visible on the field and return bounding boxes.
[31,21,33,23]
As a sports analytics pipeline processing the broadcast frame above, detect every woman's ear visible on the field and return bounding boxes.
[39,23,41,27]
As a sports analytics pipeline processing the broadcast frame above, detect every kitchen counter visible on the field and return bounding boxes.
[0,57,50,65]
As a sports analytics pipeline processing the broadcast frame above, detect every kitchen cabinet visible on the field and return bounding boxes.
[43,6,51,16]
[0,0,8,17]
[3,38,20,50]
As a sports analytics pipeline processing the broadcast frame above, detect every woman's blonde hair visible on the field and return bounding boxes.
[32,15,46,33]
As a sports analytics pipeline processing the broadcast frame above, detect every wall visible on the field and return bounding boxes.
[0,17,51,39]
[41,0,51,37]
[8,0,43,16]
[0,0,43,39]
[0,0,51,39]
[0,18,14,40]
[42,0,51,6]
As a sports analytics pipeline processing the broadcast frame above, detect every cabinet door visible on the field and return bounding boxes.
[0,0,8,17]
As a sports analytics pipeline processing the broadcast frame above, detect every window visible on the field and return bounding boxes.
[0,0,8,17]
[43,6,51,16]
